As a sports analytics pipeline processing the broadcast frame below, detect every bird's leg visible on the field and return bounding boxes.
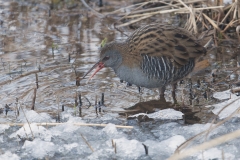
[172,83,177,104]
[126,82,132,87]
[138,86,141,93]
[159,86,166,101]
[138,86,144,102]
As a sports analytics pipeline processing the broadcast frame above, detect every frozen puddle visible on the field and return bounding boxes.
[1,99,240,160]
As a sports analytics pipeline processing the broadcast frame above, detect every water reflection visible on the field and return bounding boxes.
[0,0,239,123]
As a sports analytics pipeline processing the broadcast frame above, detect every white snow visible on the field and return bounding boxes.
[102,123,118,135]
[113,137,145,159]
[50,123,80,137]
[0,135,3,143]
[9,123,52,141]
[146,135,185,153]
[206,97,240,119]
[18,110,53,123]
[22,138,56,159]
[64,143,79,152]
[1,90,240,159]
[223,0,233,4]
[163,135,186,151]
[143,135,186,160]
[213,89,237,100]
[0,124,10,134]
[9,26,16,31]
[197,148,235,160]
[0,151,20,160]
[129,108,183,119]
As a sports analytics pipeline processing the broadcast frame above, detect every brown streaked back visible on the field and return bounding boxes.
[127,24,206,67]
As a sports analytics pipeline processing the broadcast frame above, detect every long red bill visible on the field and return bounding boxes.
[82,61,105,81]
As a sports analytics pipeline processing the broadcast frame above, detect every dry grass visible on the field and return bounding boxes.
[79,0,240,49]
[3,122,134,129]
[168,97,240,159]
[168,129,240,160]
[81,0,240,45]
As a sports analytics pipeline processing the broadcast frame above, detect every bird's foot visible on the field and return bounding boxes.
[159,94,167,103]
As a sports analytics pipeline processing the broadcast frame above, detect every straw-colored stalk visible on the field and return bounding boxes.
[4,122,134,129]
[172,97,240,159]
[117,5,224,28]
[168,129,240,160]
[80,134,94,152]
[116,0,206,16]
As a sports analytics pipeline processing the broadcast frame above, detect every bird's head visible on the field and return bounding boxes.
[82,42,123,80]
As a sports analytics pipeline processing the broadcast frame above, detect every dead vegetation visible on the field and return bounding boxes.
[82,0,240,46]
[78,0,240,159]
[0,0,240,159]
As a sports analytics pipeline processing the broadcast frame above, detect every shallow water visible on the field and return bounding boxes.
[0,0,239,124]
[0,0,240,159]
[0,0,183,119]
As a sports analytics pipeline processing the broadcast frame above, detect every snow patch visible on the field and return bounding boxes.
[213,89,237,100]
[22,138,56,159]
[197,148,235,160]
[102,123,118,135]
[9,123,52,141]
[0,124,10,134]
[129,108,183,119]
[18,110,52,123]
[114,137,145,159]
[0,151,20,160]
[206,97,240,119]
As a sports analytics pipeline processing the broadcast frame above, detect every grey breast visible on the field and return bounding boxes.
[113,55,195,88]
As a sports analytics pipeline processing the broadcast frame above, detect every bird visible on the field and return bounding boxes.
[82,23,206,103]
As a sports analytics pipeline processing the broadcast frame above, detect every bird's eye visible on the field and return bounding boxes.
[103,56,110,61]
